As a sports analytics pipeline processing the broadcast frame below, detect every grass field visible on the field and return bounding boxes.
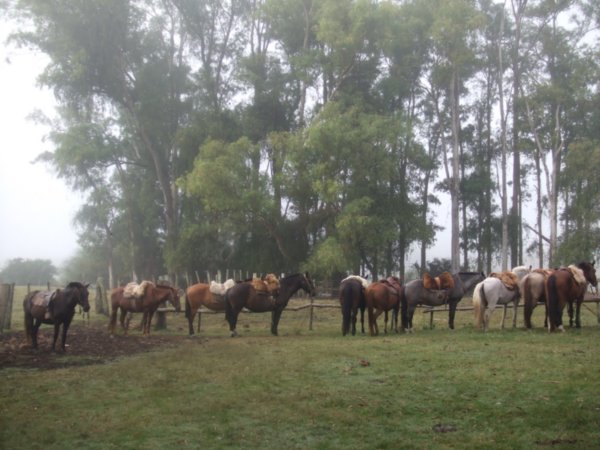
[1,286,599,449]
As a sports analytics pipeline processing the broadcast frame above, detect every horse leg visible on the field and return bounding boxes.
[524,300,534,329]
[383,310,388,334]
[51,323,61,351]
[61,319,73,351]
[501,304,507,329]
[109,307,118,335]
[512,300,518,328]
[567,301,574,327]
[228,310,240,337]
[448,301,457,330]
[271,308,283,336]
[575,298,583,328]
[187,307,197,336]
[32,319,42,349]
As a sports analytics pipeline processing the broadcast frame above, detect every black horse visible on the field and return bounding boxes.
[339,277,366,336]
[23,282,90,351]
[445,272,487,329]
[225,273,316,337]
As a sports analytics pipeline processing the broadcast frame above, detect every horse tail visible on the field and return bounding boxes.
[224,289,233,326]
[472,282,486,329]
[340,283,352,336]
[185,291,191,319]
[366,288,375,336]
[546,273,559,331]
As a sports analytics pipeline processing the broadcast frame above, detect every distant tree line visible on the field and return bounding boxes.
[7,0,599,287]
[0,258,57,285]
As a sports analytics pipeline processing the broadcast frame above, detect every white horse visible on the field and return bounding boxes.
[472,269,524,331]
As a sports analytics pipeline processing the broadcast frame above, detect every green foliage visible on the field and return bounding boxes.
[0,258,57,284]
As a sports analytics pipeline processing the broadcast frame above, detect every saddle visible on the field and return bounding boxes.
[31,290,59,320]
[378,276,402,296]
[423,272,454,291]
[123,281,154,299]
[566,265,586,286]
[251,274,280,295]
[489,271,519,290]
[532,268,553,278]
[341,275,370,289]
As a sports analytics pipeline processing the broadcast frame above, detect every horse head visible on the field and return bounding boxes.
[578,261,597,287]
[67,282,91,312]
[172,287,183,312]
[303,272,317,297]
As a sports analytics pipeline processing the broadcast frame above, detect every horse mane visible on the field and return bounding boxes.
[341,275,369,289]
[568,265,586,285]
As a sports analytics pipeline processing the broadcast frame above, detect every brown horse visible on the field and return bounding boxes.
[339,276,367,336]
[185,280,235,335]
[546,261,597,331]
[225,273,316,337]
[365,277,402,336]
[23,282,90,351]
[109,282,182,336]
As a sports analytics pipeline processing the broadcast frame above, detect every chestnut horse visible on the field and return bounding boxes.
[185,280,234,335]
[23,282,90,351]
[339,276,367,336]
[365,277,402,336]
[110,282,181,336]
[225,273,316,337]
[546,261,597,332]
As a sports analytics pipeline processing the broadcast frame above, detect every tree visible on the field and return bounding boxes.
[0,258,57,285]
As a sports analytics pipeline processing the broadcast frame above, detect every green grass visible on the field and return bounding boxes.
[2,289,600,449]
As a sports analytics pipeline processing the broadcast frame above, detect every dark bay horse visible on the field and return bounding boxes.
[546,261,597,332]
[110,282,181,336]
[23,282,90,351]
[339,276,367,336]
[365,277,402,336]
[185,280,235,335]
[444,272,486,329]
[225,273,316,337]
[400,279,449,332]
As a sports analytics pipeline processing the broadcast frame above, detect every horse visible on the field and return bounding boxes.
[339,276,367,336]
[109,281,182,336]
[472,275,521,331]
[439,272,487,329]
[400,279,450,332]
[521,269,552,329]
[546,261,597,332]
[365,277,402,336]
[23,282,90,351]
[185,279,235,335]
[225,273,316,337]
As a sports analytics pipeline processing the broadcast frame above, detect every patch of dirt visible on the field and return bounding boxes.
[0,324,182,371]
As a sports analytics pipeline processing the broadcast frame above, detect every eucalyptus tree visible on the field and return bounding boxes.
[427,0,484,272]
[11,0,194,276]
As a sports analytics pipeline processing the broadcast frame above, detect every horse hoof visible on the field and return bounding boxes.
[559,325,565,332]
[230,331,238,337]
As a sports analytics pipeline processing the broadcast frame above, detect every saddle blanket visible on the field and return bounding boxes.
[123,281,153,299]
[31,290,58,320]
[210,279,235,295]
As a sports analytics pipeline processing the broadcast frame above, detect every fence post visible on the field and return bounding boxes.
[309,296,314,331]
[0,283,15,332]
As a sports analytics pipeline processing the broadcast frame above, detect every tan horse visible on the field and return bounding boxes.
[110,282,181,336]
[185,280,235,335]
